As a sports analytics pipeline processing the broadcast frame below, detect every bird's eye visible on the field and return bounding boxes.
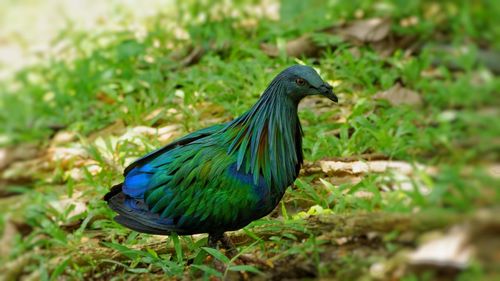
[295,78,305,86]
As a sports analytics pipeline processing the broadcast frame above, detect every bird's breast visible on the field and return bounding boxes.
[227,163,290,216]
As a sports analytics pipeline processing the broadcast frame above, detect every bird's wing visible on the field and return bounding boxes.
[105,123,233,235]
[123,123,226,176]
[109,123,271,234]
[105,183,186,234]
[139,143,264,233]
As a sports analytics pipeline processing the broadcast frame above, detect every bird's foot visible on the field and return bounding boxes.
[207,233,228,276]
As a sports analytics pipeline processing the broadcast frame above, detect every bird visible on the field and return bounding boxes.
[104,65,337,251]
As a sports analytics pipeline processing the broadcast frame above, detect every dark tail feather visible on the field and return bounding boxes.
[115,215,173,235]
[104,183,123,202]
[103,182,180,235]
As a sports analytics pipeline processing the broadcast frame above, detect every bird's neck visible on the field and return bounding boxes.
[226,80,303,191]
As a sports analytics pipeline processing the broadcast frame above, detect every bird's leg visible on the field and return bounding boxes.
[207,233,226,274]
[220,233,238,258]
[208,232,222,248]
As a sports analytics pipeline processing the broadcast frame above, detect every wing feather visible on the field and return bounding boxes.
[123,123,225,176]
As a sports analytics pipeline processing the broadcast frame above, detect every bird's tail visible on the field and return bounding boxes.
[103,183,123,202]
[103,183,178,235]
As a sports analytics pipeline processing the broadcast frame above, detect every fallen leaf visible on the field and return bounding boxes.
[169,46,206,69]
[335,237,350,245]
[284,36,319,57]
[319,160,421,175]
[66,164,102,181]
[96,91,116,105]
[0,149,7,170]
[353,190,375,199]
[0,220,17,257]
[261,36,319,58]
[49,191,87,221]
[299,95,337,115]
[128,126,157,136]
[373,83,422,107]
[370,262,387,279]
[339,18,391,43]
[327,175,363,186]
[144,108,164,122]
[1,158,47,183]
[409,226,472,269]
[261,18,392,58]
[120,124,181,143]
[198,102,228,119]
[47,146,88,167]
[0,144,39,171]
[469,209,500,266]
[51,130,77,145]
[88,119,126,141]
[157,125,181,143]
[317,159,433,194]
[487,164,500,178]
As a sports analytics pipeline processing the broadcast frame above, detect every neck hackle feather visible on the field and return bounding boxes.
[226,76,303,190]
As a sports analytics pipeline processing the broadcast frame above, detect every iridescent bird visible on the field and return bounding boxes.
[104,65,337,249]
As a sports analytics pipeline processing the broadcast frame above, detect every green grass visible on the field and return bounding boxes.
[1,0,499,280]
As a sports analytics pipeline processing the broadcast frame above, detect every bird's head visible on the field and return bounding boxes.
[278,65,338,103]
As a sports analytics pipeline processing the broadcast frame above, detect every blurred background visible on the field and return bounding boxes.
[0,0,499,280]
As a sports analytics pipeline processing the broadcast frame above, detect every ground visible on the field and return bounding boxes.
[0,0,499,280]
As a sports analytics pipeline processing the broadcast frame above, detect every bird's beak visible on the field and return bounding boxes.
[319,83,338,103]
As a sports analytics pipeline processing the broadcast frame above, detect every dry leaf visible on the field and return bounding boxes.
[198,102,227,119]
[88,119,126,141]
[122,124,181,142]
[284,36,318,57]
[329,175,364,186]
[0,144,39,171]
[319,160,421,176]
[469,209,500,266]
[299,95,336,115]
[1,158,47,183]
[157,125,181,143]
[67,164,102,181]
[0,220,17,257]
[374,83,422,107]
[96,92,116,105]
[354,190,375,199]
[261,36,318,58]
[370,262,386,279]
[0,149,8,171]
[487,164,500,178]
[335,237,350,245]
[340,18,391,43]
[261,18,392,58]
[47,146,88,167]
[409,226,472,269]
[144,108,164,122]
[49,191,87,221]
[169,46,206,69]
[260,43,280,57]
[318,159,433,194]
[51,131,77,145]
